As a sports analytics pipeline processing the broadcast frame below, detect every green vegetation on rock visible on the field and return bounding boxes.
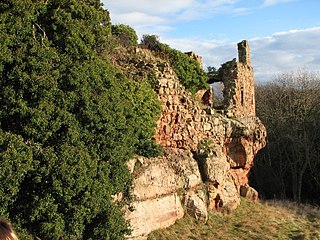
[140,34,209,93]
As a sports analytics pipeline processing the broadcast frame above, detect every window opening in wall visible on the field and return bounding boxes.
[240,87,244,106]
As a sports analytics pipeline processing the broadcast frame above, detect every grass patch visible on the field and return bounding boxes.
[148,198,320,240]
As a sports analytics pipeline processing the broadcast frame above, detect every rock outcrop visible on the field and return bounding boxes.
[124,40,266,239]
[125,149,201,238]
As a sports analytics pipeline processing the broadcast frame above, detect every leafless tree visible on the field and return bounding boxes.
[253,70,320,202]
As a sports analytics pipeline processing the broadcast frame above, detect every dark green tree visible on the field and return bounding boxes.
[0,0,160,239]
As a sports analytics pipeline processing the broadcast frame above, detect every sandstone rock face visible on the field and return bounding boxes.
[196,142,240,212]
[125,41,267,239]
[129,150,202,202]
[125,149,202,238]
[126,193,184,238]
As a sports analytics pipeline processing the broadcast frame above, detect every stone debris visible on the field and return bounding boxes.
[240,185,259,201]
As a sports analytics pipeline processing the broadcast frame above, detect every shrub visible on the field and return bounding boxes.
[136,139,164,158]
[112,24,138,47]
[169,49,208,93]
[140,34,162,52]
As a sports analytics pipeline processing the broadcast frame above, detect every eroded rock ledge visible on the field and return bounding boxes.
[125,40,267,239]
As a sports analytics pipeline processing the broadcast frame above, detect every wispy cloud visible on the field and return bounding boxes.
[104,0,298,36]
[251,27,320,82]
[164,27,320,82]
[262,0,294,7]
[104,0,193,15]
[111,12,165,26]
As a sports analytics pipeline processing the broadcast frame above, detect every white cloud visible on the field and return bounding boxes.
[159,27,320,83]
[111,12,165,26]
[101,0,320,83]
[103,0,243,35]
[250,27,320,82]
[262,0,294,7]
[103,0,241,16]
[104,0,192,36]
[103,0,194,15]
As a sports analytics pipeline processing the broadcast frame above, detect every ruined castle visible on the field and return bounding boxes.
[125,40,266,239]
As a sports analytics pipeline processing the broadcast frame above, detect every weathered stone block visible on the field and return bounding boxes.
[203,123,212,131]
[185,193,208,222]
[126,194,184,238]
[240,185,259,201]
[159,78,168,86]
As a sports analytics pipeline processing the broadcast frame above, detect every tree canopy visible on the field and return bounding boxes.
[0,0,160,239]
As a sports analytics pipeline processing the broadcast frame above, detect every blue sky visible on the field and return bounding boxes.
[102,0,320,82]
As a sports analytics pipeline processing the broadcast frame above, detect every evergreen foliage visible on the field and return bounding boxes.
[140,35,209,93]
[0,0,160,239]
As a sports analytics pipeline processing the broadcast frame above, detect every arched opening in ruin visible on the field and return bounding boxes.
[211,82,225,110]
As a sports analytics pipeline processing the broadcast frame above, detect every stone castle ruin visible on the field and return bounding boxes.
[124,40,266,239]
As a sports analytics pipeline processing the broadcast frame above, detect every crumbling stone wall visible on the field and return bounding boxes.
[185,51,204,69]
[155,41,260,151]
[154,48,266,187]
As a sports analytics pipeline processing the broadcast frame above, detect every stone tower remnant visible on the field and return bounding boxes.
[209,40,256,117]
[238,39,251,65]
